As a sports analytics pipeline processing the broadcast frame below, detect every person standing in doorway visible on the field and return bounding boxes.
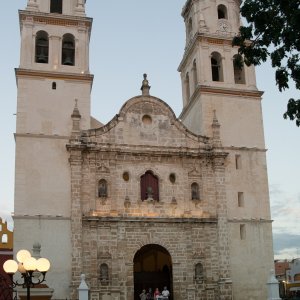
[154,287,160,299]
[140,289,147,300]
[147,288,153,300]
[161,286,170,299]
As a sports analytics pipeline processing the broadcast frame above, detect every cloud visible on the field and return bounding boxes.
[273,233,300,251]
[269,184,300,235]
[274,247,300,260]
[273,233,300,260]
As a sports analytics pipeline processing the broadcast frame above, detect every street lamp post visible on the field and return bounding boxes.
[3,249,50,300]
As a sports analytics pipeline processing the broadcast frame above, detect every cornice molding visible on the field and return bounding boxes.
[66,142,228,160]
[19,9,92,29]
[13,214,70,221]
[223,146,267,153]
[198,85,263,98]
[178,33,237,72]
[180,85,263,120]
[228,218,272,223]
[15,68,94,83]
[14,133,69,140]
[83,215,218,224]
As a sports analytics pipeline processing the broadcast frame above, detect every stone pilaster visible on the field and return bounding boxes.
[69,148,84,299]
[213,153,232,300]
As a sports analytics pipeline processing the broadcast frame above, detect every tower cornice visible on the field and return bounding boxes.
[179,85,263,120]
[15,68,94,83]
[178,32,237,72]
[19,9,93,30]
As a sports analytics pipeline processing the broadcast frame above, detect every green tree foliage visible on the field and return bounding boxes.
[232,0,300,126]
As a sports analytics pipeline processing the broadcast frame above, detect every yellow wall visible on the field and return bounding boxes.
[0,218,13,249]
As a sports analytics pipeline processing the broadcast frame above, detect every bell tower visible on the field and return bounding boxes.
[178,1,274,299]
[179,0,263,148]
[14,0,93,298]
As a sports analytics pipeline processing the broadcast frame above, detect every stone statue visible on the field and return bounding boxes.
[146,186,153,200]
[98,180,107,197]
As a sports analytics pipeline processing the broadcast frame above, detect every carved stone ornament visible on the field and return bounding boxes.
[98,251,111,259]
[97,163,110,173]
[188,168,201,178]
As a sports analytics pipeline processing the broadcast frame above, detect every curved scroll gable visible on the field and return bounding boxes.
[83,95,210,148]
[119,96,209,144]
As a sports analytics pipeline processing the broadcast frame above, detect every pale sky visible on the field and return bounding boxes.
[0,0,299,260]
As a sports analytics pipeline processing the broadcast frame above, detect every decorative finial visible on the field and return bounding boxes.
[212,110,221,147]
[141,73,151,96]
[70,99,81,141]
[71,99,81,119]
[212,110,219,125]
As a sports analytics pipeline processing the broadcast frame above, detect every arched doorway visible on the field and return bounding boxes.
[133,244,173,300]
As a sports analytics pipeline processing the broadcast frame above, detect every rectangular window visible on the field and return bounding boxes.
[240,224,246,240]
[2,233,8,243]
[238,192,244,207]
[235,154,242,169]
[50,0,63,14]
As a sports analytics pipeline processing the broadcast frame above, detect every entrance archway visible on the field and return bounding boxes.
[133,244,173,300]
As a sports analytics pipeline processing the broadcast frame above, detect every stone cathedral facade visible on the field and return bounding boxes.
[13,1,274,300]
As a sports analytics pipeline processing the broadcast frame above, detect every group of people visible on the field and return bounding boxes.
[140,286,170,300]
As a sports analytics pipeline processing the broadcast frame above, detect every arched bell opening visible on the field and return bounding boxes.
[133,244,173,300]
[35,31,49,64]
[61,34,75,66]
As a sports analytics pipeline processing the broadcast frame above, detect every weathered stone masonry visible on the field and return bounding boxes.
[67,96,231,300]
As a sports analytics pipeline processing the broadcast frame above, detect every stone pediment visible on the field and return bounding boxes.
[87,96,210,150]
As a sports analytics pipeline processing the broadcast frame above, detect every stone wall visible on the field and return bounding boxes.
[81,218,226,300]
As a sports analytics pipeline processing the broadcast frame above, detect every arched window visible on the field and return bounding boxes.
[233,54,246,84]
[195,263,204,280]
[211,52,223,82]
[192,59,198,89]
[217,4,228,19]
[35,31,49,64]
[185,72,190,101]
[62,34,75,66]
[100,263,109,281]
[98,179,108,197]
[191,182,200,200]
[50,0,63,14]
[141,171,159,201]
